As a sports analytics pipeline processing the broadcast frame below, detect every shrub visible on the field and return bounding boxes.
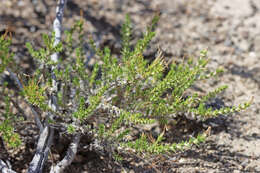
[0,11,251,173]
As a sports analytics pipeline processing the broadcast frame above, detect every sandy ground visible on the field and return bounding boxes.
[1,0,260,172]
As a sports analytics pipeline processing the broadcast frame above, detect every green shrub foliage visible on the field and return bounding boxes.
[0,34,22,148]
[0,15,250,156]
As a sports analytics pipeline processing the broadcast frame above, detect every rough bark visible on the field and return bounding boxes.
[0,159,17,173]
[50,134,81,173]
[27,126,54,173]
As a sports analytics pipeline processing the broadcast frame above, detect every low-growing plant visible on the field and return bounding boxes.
[0,6,251,173]
[0,85,21,148]
[0,34,21,149]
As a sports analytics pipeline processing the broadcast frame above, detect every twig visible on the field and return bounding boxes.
[50,134,81,173]
[9,97,27,120]
[6,68,23,89]
[6,68,43,131]
[134,154,161,173]
[27,126,54,173]
[48,0,67,113]
[0,159,17,173]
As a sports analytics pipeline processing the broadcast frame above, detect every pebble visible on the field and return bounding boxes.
[178,158,186,163]
[233,170,241,173]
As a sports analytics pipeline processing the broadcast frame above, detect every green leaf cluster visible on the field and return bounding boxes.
[22,78,49,111]
[26,32,63,65]
[0,35,13,73]
[0,84,21,148]
[123,132,206,154]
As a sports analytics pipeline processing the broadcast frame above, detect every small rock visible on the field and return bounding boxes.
[233,170,241,173]
[254,35,260,53]
[241,159,249,167]
[178,158,186,163]
[129,170,135,173]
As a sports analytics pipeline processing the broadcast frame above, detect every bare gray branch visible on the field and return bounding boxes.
[0,159,17,173]
[27,126,54,173]
[50,134,81,173]
[49,0,67,113]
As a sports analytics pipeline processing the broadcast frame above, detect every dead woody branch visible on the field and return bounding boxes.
[0,159,17,173]
[50,134,81,173]
[27,126,54,173]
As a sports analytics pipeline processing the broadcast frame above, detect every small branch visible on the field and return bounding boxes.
[49,0,67,113]
[6,68,23,90]
[6,68,43,131]
[51,0,67,61]
[9,97,27,120]
[99,101,123,117]
[27,126,54,173]
[50,134,81,173]
[134,154,161,173]
[0,159,17,173]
